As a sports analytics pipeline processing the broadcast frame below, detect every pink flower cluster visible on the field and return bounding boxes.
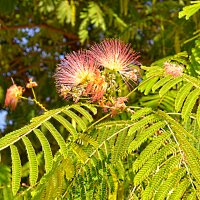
[164,62,183,77]
[54,39,141,103]
[4,84,24,110]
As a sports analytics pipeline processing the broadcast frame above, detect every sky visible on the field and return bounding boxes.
[0,110,7,131]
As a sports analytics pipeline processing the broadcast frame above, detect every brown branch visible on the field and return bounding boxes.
[0,23,79,40]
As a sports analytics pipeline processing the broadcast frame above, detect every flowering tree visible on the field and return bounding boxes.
[1,1,200,199]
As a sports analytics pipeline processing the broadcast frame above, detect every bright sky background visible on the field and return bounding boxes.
[0,110,7,131]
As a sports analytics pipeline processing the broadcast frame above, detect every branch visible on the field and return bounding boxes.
[0,23,79,40]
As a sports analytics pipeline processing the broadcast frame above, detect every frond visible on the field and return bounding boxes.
[43,121,68,158]
[79,2,106,43]
[197,104,200,128]
[152,75,172,92]
[22,136,38,186]
[132,132,170,172]
[62,109,87,131]
[183,74,200,89]
[140,91,176,112]
[141,65,200,124]
[133,142,177,185]
[131,107,153,121]
[0,104,96,195]
[71,143,89,163]
[139,77,160,95]
[154,168,186,200]
[181,88,200,122]
[111,129,127,164]
[168,178,190,200]
[159,76,182,97]
[57,0,76,26]
[128,114,160,136]
[158,110,200,184]
[53,114,78,137]
[176,133,200,184]
[34,129,53,173]
[128,121,166,152]
[141,155,182,200]
[10,145,21,195]
[175,82,193,112]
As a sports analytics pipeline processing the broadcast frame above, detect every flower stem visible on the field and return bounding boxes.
[31,88,37,100]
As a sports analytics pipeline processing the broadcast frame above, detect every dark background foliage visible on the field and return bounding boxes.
[0,0,198,134]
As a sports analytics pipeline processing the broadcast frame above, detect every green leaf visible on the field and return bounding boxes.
[181,88,200,121]
[159,76,182,97]
[168,178,190,200]
[53,114,78,137]
[196,104,200,128]
[71,104,95,122]
[43,121,68,158]
[34,129,53,173]
[152,76,172,92]
[155,168,186,200]
[175,82,193,112]
[22,136,38,186]
[128,114,160,136]
[62,109,87,131]
[128,121,166,152]
[10,145,21,195]
[133,132,170,172]
[179,2,200,20]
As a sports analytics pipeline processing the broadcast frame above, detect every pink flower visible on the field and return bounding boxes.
[89,39,140,80]
[26,79,38,88]
[5,84,24,110]
[164,62,183,77]
[54,51,106,102]
[100,97,128,116]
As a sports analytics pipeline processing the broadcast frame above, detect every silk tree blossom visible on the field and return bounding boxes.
[89,39,141,82]
[100,97,128,116]
[5,84,24,110]
[164,62,183,77]
[26,79,38,88]
[54,51,106,102]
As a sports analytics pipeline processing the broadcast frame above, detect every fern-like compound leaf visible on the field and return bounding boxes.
[133,131,170,172]
[185,190,197,200]
[183,74,200,89]
[159,76,182,97]
[62,109,87,131]
[181,88,200,122]
[62,158,75,180]
[10,145,21,195]
[43,121,68,158]
[157,110,198,143]
[141,154,182,200]
[53,114,78,137]
[128,121,166,152]
[22,136,38,186]
[34,129,53,173]
[175,82,193,112]
[0,105,72,151]
[111,129,127,164]
[138,76,159,94]
[78,133,99,148]
[71,104,95,122]
[71,143,88,163]
[176,133,200,184]
[196,104,200,128]
[131,107,153,121]
[128,114,160,136]
[168,178,190,200]
[134,142,177,185]
[152,75,172,92]
[154,168,186,200]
